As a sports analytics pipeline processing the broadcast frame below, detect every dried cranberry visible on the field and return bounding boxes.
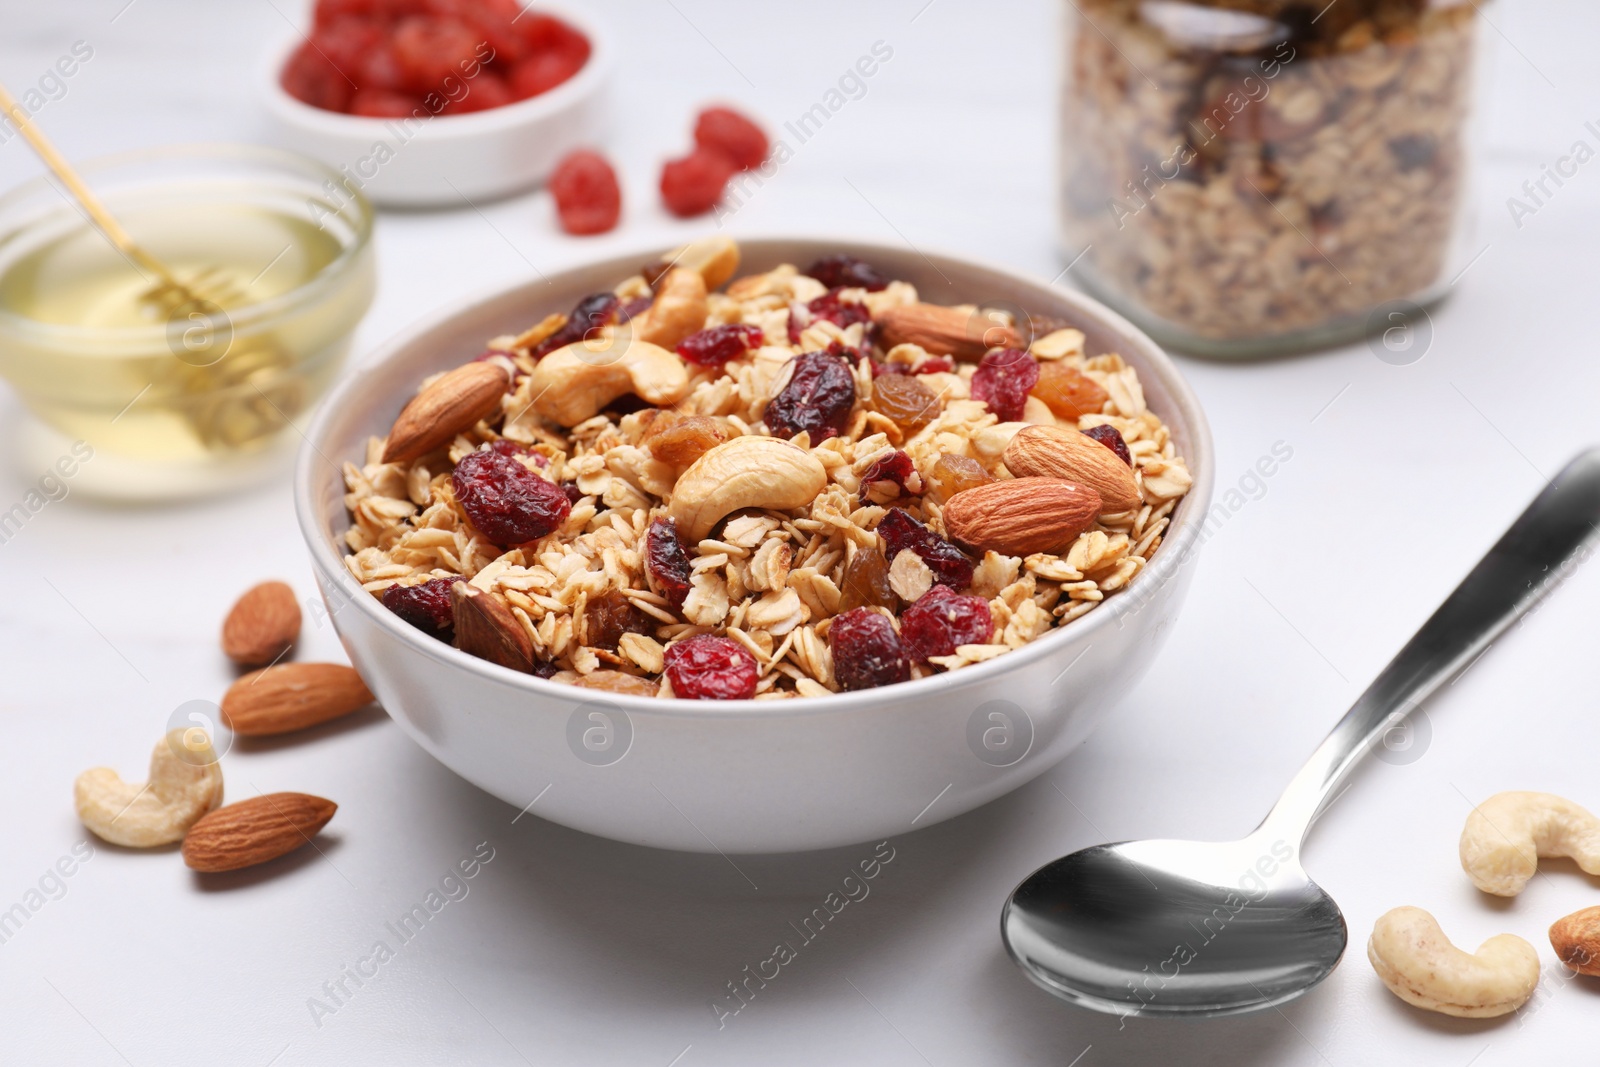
[531,292,621,358]
[561,482,584,504]
[645,517,693,609]
[452,449,571,545]
[549,150,621,236]
[660,149,736,218]
[618,295,653,321]
[871,360,910,377]
[858,450,916,502]
[809,289,872,330]
[676,323,765,367]
[829,609,910,691]
[877,508,974,590]
[915,356,954,375]
[804,254,889,292]
[765,351,856,442]
[693,106,768,170]
[900,584,994,664]
[1082,424,1133,466]
[381,577,457,643]
[970,348,1040,422]
[663,634,758,700]
[489,439,547,466]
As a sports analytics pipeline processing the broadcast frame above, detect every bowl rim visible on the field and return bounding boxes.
[259,1,612,140]
[0,141,374,347]
[295,236,1215,720]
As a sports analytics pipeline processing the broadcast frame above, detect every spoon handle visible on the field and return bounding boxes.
[1262,449,1600,843]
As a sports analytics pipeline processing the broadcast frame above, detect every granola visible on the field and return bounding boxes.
[341,240,1192,699]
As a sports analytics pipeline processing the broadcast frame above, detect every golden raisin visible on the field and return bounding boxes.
[1032,362,1108,422]
[646,414,728,466]
[871,374,941,434]
[840,544,896,612]
[926,453,994,503]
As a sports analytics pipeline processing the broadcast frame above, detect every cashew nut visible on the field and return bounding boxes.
[659,235,740,291]
[74,729,224,847]
[668,435,827,542]
[634,267,709,350]
[1459,791,1600,896]
[1367,906,1539,1018]
[524,338,690,427]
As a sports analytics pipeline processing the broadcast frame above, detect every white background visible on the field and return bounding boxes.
[2,1,1599,1064]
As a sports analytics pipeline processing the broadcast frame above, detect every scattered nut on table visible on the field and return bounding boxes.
[1368,906,1540,1018]
[1459,791,1600,897]
[74,729,224,847]
[1549,906,1600,977]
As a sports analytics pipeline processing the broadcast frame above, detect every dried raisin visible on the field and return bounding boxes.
[970,348,1040,422]
[549,150,621,236]
[870,373,940,434]
[676,323,764,367]
[584,589,651,651]
[663,634,758,700]
[830,609,910,691]
[1082,424,1132,466]
[645,517,692,609]
[804,254,889,292]
[765,351,856,442]
[839,544,896,612]
[381,577,457,643]
[876,508,974,590]
[452,448,572,545]
[900,584,994,664]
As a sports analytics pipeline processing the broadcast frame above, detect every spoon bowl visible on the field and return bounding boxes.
[1003,835,1345,1017]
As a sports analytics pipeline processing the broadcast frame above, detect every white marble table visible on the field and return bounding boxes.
[3,1,1599,1063]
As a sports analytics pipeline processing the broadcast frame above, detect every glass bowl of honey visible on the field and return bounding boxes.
[0,143,375,500]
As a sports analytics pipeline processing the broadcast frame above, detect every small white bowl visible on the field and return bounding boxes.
[259,3,611,208]
[296,238,1215,853]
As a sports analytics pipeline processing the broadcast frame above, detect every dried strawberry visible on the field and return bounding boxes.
[660,149,736,218]
[970,348,1040,422]
[549,150,621,235]
[392,16,481,93]
[1082,424,1132,466]
[281,42,354,112]
[663,634,758,700]
[858,450,916,502]
[350,89,419,117]
[454,71,515,114]
[900,584,993,664]
[676,323,764,367]
[452,448,571,545]
[830,609,910,691]
[804,254,889,293]
[765,351,856,441]
[530,292,621,358]
[693,106,768,170]
[645,517,692,609]
[382,577,457,642]
[877,508,974,590]
[510,46,587,99]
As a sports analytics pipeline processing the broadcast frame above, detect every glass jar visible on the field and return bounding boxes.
[1058,0,1488,357]
[0,144,375,500]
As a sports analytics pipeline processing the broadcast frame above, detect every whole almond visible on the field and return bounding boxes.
[381,359,511,464]
[1004,425,1142,513]
[221,580,302,666]
[1550,906,1600,976]
[221,663,374,736]
[942,477,1102,556]
[876,303,1022,361]
[452,582,534,673]
[182,792,337,873]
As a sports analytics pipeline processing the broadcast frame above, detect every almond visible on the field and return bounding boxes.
[220,580,302,666]
[1551,906,1600,976]
[381,359,511,464]
[876,303,1022,361]
[452,582,534,673]
[181,792,337,872]
[1004,425,1141,513]
[942,477,1102,556]
[221,663,374,736]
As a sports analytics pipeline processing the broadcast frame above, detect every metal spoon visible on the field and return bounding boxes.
[1003,448,1600,1018]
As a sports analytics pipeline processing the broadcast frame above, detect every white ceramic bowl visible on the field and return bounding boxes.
[259,4,611,207]
[295,238,1215,853]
